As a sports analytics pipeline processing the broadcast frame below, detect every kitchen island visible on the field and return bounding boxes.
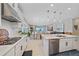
[0,35,27,56]
[42,34,79,56]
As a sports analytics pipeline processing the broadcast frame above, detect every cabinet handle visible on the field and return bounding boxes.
[21,45,22,50]
[26,39,27,42]
[66,42,68,46]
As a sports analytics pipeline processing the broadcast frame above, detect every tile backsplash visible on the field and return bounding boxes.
[0,19,19,37]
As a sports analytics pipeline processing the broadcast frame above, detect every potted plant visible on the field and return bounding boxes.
[27,31,31,37]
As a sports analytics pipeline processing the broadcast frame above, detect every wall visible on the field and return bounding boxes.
[0,19,29,37]
[0,19,19,37]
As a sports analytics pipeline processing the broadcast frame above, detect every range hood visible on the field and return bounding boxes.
[1,3,20,22]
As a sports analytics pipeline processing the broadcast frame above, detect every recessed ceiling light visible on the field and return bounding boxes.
[50,4,54,7]
[68,8,71,10]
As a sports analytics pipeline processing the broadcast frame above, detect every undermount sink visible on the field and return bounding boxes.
[0,37,21,45]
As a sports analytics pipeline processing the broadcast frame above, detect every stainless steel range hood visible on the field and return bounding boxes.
[1,3,20,22]
[2,16,20,22]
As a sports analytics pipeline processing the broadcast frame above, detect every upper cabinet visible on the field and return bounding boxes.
[1,3,23,22]
[8,3,18,10]
[8,3,27,25]
[1,3,29,27]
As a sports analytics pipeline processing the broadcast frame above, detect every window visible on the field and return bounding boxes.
[35,26,47,32]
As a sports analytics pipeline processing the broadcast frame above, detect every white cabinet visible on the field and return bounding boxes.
[15,42,23,56]
[4,36,27,56]
[57,37,79,52]
[15,37,27,56]
[72,38,77,49]
[4,48,15,56]
[66,39,73,51]
[21,37,27,51]
[59,38,73,52]
[8,3,19,11]
[59,39,66,52]
[43,39,49,56]
[73,37,79,51]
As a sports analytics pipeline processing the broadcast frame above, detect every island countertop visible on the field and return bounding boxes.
[42,34,79,39]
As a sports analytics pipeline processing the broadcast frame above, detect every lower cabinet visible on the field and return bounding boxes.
[4,36,27,56]
[21,37,27,52]
[72,38,77,49]
[66,39,73,51]
[15,37,27,56]
[59,38,73,52]
[59,37,79,52]
[59,39,66,52]
[73,37,79,51]
[15,42,23,56]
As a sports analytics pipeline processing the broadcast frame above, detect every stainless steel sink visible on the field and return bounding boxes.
[0,37,21,45]
[56,35,66,37]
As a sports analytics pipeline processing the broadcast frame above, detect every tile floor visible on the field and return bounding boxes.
[54,50,79,56]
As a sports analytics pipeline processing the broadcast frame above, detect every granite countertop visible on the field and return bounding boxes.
[42,34,79,39]
[0,35,27,56]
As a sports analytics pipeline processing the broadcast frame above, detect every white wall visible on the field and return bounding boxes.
[0,19,19,37]
[0,19,29,37]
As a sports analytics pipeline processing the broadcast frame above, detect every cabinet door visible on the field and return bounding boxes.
[59,39,73,52]
[75,37,79,50]
[23,37,27,51]
[72,38,77,49]
[15,42,23,56]
[21,40,25,52]
[59,39,66,52]
[15,37,27,56]
[72,37,79,51]
[4,48,15,56]
[65,39,73,51]
[21,38,27,54]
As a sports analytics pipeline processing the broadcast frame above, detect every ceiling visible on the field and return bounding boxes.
[19,3,79,26]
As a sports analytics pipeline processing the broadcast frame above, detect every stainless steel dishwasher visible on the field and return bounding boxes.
[49,39,59,55]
